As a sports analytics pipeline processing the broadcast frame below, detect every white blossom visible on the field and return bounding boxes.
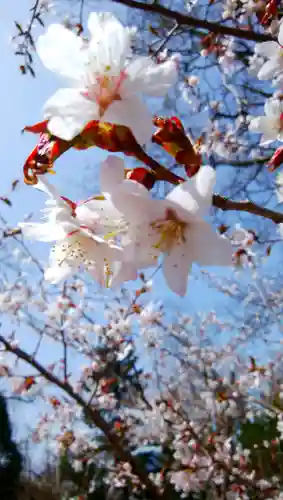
[37,12,178,144]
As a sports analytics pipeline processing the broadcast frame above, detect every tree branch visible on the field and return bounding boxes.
[0,334,163,500]
[111,0,275,43]
[213,195,283,224]
[153,165,283,225]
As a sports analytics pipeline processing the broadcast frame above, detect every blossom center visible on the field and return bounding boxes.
[152,208,187,253]
[83,67,127,116]
[52,233,96,267]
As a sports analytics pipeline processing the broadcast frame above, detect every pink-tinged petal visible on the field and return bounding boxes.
[123,227,160,267]
[102,96,153,145]
[111,182,163,223]
[163,243,192,297]
[110,262,138,288]
[100,241,124,263]
[37,24,86,81]
[189,221,233,267]
[44,88,98,141]
[166,166,215,220]
[100,155,125,193]
[122,57,178,97]
[77,199,122,229]
[258,60,279,80]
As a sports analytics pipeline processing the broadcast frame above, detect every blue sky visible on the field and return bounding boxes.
[1,0,281,464]
[0,0,238,314]
[2,2,281,364]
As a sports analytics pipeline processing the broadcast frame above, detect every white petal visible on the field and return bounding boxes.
[166,166,215,219]
[255,41,280,58]
[77,198,122,229]
[122,57,178,97]
[264,98,282,117]
[163,243,192,297]
[45,263,73,283]
[34,176,63,205]
[189,222,233,267]
[98,241,124,263]
[88,12,133,73]
[278,26,283,47]
[110,182,162,223]
[102,96,153,145]
[192,165,216,207]
[37,24,86,81]
[258,60,279,80]
[249,116,263,133]
[249,116,278,143]
[123,227,160,267]
[74,204,101,229]
[19,222,68,242]
[100,155,125,193]
[110,262,138,288]
[261,131,278,145]
[44,88,98,140]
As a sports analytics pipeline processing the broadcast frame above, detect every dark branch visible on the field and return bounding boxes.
[0,334,164,500]
[111,0,275,43]
[213,195,283,223]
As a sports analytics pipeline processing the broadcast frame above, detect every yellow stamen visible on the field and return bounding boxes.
[152,208,187,252]
[104,260,113,288]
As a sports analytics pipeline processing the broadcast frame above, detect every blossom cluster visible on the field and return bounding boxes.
[19,11,233,297]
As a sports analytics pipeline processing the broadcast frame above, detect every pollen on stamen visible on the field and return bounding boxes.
[152,209,187,253]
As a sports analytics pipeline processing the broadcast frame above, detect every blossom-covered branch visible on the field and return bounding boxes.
[110,0,276,43]
[0,333,164,499]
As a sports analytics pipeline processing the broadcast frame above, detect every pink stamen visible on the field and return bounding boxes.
[66,225,92,238]
[82,70,127,116]
[61,196,77,217]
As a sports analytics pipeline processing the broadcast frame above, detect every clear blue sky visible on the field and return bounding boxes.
[0,0,238,314]
[1,1,280,462]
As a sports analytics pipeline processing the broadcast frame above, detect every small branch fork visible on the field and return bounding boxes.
[111,0,275,43]
[0,334,165,500]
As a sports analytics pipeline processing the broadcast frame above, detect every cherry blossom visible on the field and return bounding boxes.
[249,98,283,144]
[254,27,283,81]
[103,159,233,296]
[37,12,178,144]
[19,177,123,284]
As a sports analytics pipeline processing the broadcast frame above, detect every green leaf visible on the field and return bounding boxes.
[0,197,12,207]
[14,22,24,34]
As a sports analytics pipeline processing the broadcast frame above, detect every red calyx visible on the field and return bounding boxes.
[126,167,156,190]
[268,146,283,171]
